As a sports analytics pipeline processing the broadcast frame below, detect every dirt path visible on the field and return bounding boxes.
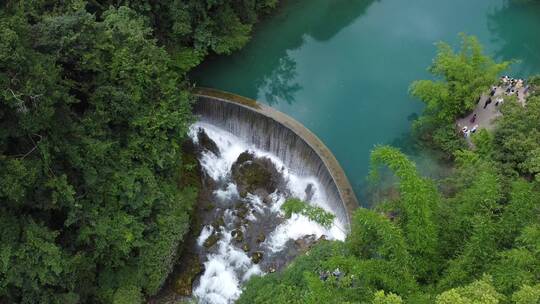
[457,81,528,137]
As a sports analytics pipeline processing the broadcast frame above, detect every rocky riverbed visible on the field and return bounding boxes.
[153,122,345,304]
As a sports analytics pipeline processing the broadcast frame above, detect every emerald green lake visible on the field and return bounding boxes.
[192,0,540,205]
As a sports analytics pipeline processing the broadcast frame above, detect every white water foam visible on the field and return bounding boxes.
[214,183,239,202]
[193,232,262,304]
[197,225,214,247]
[189,122,345,304]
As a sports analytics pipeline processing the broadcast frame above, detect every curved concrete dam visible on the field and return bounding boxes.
[193,88,358,231]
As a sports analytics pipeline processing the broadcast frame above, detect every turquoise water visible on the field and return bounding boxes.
[192,0,540,205]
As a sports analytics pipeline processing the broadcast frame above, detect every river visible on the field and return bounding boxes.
[191,0,540,205]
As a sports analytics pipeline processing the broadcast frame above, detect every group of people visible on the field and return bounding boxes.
[483,88,505,109]
[462,124,478,137]
[319,268,344,281]
[500,75,528,98]
[460,75,530,139]
[482,76,527,110]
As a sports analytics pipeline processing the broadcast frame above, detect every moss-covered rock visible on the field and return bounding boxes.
[251,251,263,264]
[203,232,220,249]
[173,256,203,296]
[232,229,244,243]
[179,141,202,190]
[263,195,273,205]
[256,233,266,244]
[231,151,281,196]
[235,202,249,219]
[294,234,326,254]
[212,216,225,230]
[197,128,220,156]
[202,201,215,212]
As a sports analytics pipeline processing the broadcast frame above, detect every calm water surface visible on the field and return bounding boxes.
[192,0,540,205]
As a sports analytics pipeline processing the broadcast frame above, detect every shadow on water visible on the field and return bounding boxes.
[487,0,540,76]
[191,0,379,105]
[260,55,302,105]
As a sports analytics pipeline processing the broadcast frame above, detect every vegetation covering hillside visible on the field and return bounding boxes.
[2,1,540,303]
[0,1,277,303]
[238,36,540,303]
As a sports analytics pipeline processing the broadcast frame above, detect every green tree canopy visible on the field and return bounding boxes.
[0,1,277,302]
[239,145,540,303]
[410,34,510,154]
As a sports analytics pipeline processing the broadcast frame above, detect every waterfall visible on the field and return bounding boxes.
[188,121,345,304]
[194,94,357,230]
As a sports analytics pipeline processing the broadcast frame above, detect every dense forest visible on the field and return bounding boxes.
[238,36,540,303]
[2,1,540,304]
[0,1,276,303]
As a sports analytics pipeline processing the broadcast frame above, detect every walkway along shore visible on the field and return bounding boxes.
[457,77,529,139]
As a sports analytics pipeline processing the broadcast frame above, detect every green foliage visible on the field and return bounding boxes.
[281,198,336,228]
[436,276,504,304]
[112,285,142,304]
[471,129,495,158]
[528,75,540,98]
[240,146,540,303]
[493,95,540,179]
[86,0,278,60]
[348,209,410,268]
[410,34,510,154]
[0,0,276,302]
[2,3,539,303]
[512,284,540,304]
[373,291,403,304]
[370,146,441,281]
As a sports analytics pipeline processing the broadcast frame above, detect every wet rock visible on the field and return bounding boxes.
[235,202,249,219]
[203,232,220,249]
[238,219,249,229]
[251,251,263,264]
[242,244,250,252]
[200,171,217,190]
[203,201,215,212]
[231,151,282,196]
[263,195,273,205]
[232,229,244,243]
[235,151,254,164]
[197,128,220,156]
[174,256,203,296]
[304,183,314,202]
[212,217,225,231]
[256,232,266,244]
[294,234,318,252]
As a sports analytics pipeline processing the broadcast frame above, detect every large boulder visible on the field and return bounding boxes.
[197,128,220,156]
[231,151,282,196]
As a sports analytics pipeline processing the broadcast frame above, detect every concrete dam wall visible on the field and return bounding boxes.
[193,88,358,231]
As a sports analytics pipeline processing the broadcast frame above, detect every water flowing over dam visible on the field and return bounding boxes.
[193,89,358,231]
